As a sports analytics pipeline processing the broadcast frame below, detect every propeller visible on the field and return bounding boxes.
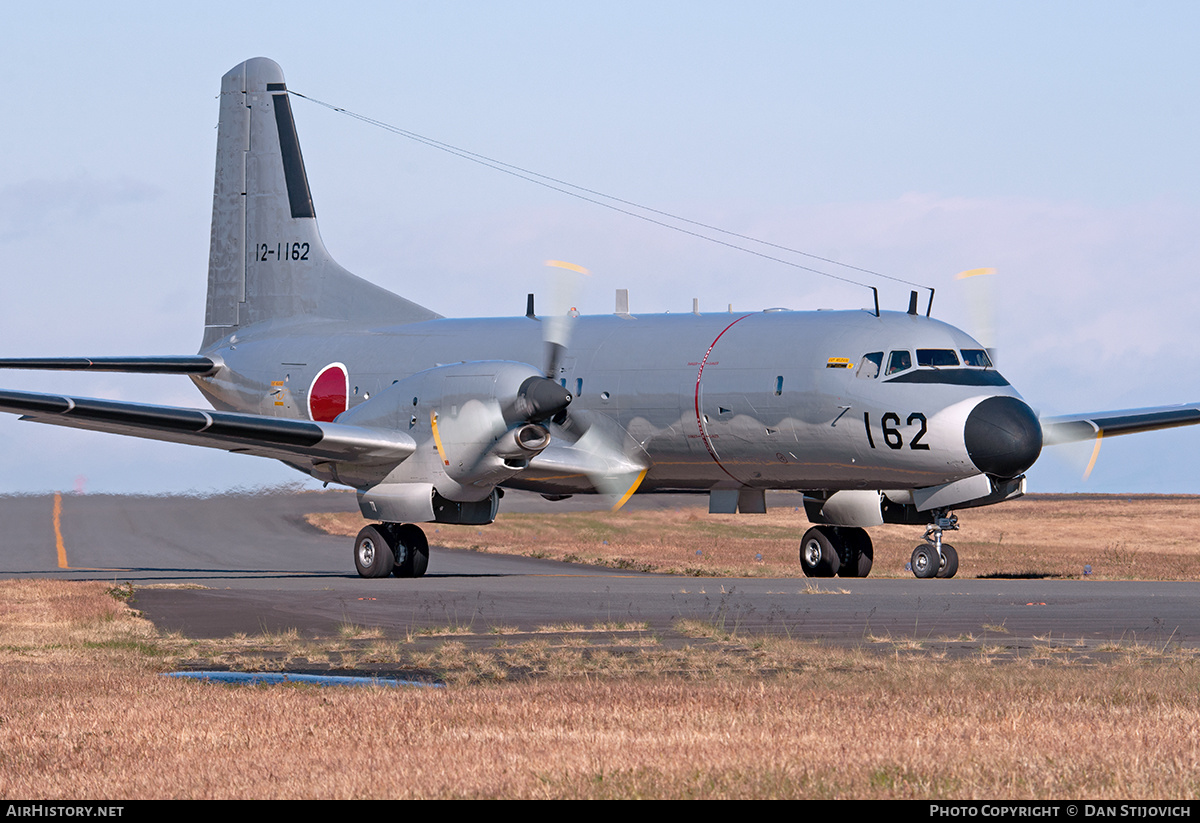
[955,268,1100,481]
[1081,433,1104,481]
[508,375,573,424]
[571,414,649,507]
[428,363,572,490]
[543,259,589,380]
[539,260,648,509]
[955,267,997,364]
[1041,418,1105,482]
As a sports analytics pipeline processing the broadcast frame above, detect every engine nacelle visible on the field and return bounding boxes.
[358,482,500,525]
[336,361,569,506]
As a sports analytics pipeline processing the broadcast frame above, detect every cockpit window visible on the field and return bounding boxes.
[857,352,883,379]
[885,350,911,375]
[883,345,1009,386]
[960,349,993,368]
[916,349,960,368]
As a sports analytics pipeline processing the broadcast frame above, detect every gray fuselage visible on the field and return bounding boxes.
[194,307,1015,495]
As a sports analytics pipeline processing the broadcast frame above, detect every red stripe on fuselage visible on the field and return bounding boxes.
[694,315,754,483]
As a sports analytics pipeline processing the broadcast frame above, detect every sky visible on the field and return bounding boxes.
[1,1,1198,495]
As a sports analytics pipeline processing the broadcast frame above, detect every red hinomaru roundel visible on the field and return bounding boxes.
[308,363,349,422]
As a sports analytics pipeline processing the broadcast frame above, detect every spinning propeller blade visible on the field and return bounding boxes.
[543,260,589,379]
[955,267,997,363]
[539,260,647,507]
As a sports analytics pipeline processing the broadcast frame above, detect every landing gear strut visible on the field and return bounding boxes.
[800,526,874,578]
[910,512,959,579]
[353,523,430,579]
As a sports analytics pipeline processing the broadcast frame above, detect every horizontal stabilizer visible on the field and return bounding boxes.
[0,388,415,466]
[1041,403,1200,445]
[0,356,218,375]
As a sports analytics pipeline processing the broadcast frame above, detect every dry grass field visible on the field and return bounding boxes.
[3,573,1200,799]
[5,496,1200,798]
[312,494,1200,580]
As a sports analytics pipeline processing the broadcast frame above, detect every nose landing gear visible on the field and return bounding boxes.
[910,512,959,579]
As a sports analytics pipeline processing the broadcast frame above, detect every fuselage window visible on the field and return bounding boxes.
[916,349,959,368]
[857,352,883,379]
[960,349,992,368]
[885,350,911,375]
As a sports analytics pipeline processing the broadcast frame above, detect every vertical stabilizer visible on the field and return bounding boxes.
[203,58,440,349]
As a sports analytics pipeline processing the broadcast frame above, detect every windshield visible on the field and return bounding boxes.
[916,349,960,368]
[960,349,992,368]
[857,351,883,379]
[885,350,911,375]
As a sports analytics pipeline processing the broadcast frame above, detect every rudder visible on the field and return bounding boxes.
[203,58,439,349]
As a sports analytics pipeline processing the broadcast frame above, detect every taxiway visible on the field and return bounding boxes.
[1,491,1195,649]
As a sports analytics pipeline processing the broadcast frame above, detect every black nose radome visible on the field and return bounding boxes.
[964,396,1043,478]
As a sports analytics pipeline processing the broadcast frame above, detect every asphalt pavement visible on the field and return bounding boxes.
[2,489,1196,650]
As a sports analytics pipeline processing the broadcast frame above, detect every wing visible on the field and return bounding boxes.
[1041,403,1200,445]
[0,388,415,467]
[0,356,218,374]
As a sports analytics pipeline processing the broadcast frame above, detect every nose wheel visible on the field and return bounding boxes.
[910,514,959,579]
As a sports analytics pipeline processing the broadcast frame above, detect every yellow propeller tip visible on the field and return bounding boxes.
[955,267,997,280]
[1082,432,1103,481]
[610,469,648,512]
[545,260,591,276]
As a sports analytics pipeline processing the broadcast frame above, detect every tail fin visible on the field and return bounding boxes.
[203,58,440,349]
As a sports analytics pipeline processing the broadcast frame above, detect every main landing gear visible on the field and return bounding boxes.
[910,512,959,579]
[799,526,874,578]
[353,523,430,579]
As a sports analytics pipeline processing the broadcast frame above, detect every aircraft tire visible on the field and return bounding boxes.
[354,525,397,578]
[800,527,840,578]
[910,544,940,579]
[382,523,406,576]
[936,543,959,579]
[392,524,430,578]
[839,528,874,578]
